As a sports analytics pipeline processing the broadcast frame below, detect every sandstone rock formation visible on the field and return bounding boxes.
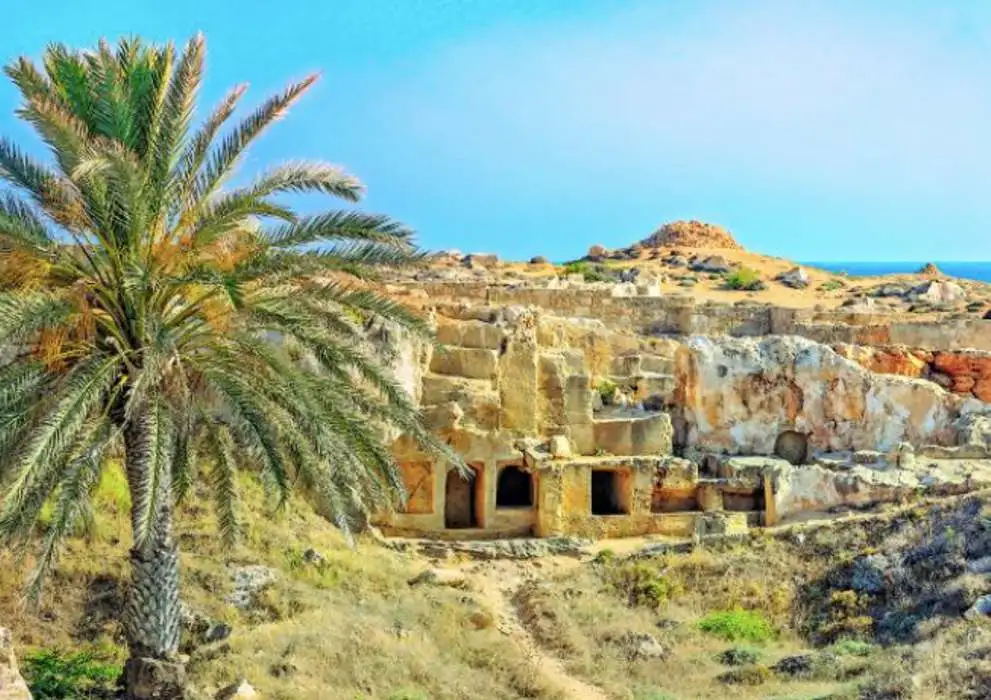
[834,344,991,403]
[639,220,741,250]
[0,629,31,700]
[677,335,962,455]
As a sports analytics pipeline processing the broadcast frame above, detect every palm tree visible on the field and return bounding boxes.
[0,35,451,699]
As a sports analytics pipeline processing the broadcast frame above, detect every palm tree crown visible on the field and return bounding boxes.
[0,34,449,696]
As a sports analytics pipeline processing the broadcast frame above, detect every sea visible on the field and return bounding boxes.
[804,262,991,283]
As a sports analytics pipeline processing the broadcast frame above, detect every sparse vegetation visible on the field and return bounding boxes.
[723,267,765,291]
[561,261,616,282]
[698,610,775,643]
[22,648,121,700]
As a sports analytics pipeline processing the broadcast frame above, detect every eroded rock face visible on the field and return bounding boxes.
[677,335,962,454]
[834,345,991,403]
[0,629,31,700]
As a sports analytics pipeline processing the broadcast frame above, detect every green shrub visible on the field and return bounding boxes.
[595,378,617,403]
[593,548,616,564]
[820,279,846,292]
[716,664,772,686]
[697,610,775,643]
[605,561,683,608]
[717,646,762,666]
[562,261,614,283]
[23,648,121,700]
[723,268,764,291]
[829,639,875,657]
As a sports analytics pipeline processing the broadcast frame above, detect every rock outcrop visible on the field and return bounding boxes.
[639,220,742,250]
[677,335,963,454]
[834,344,991,403]
[0,630,31,700]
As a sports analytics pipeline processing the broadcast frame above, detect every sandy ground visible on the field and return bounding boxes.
[434,246,991,314]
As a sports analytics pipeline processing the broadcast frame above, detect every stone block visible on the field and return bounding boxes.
[436,320,506,350]
[429,346,498,379]
[592,412,673,456]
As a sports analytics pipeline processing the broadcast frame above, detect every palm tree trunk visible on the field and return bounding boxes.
[121,416,186,700]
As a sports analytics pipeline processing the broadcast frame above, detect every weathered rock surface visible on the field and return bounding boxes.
[910,280,965,304]
[216,680,258,699]
[777,267,809,289]
[0,629,31,700]
[834,345,991,403]
[690,255,732,274]
[678,336,964,454]
[226,565,277,610]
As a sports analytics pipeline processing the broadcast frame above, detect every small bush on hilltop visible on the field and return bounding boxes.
[562,261,615,283]
[723,267,765,291]
[697,609,775,643]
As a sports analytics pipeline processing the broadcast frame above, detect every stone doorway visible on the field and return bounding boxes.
[445,466,481,528]
[496,465,533,508]
[591,469,630,515]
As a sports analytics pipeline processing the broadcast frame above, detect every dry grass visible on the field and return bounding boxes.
[4,470,991,700]
[512,497,991,699]
[1,468,562,700]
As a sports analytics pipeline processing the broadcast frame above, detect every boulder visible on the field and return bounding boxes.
[909,280,964,305]
[677,336,961,454]
[777,266,809,289]
[462,253,498,269]
[841,297,878,313]
[0,629,31,700]
[217,680,258,699]
[226,565,277,610]
[872,283,911,298]
[407,568,469,588]
[549,435,572,458]
[965,595,991,619]
[587,244,608,260]
[614,632,669,661]
[529,256,549,265]
[689,255,732,273]
[619,267,641,283]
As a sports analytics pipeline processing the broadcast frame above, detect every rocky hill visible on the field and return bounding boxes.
[638,219,742,250]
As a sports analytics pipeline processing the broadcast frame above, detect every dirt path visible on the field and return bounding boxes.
[455,558,610,700]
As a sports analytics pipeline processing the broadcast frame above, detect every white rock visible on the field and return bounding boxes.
[909,280,964,304]
[0,629,31,700]
[549,435,572,458]
[217,679,258,699]
[677,335,961,455]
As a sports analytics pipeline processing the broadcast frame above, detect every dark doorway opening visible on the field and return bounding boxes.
[774,430,809,465]
[591,470,629,515]
[445,468,478,528]
[496,466,533,508]
[722,488,765,512]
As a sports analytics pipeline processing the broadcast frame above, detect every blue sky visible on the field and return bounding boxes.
[3,0,991,261]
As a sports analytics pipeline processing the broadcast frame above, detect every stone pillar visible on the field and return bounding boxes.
[499,310,539,433]
[762,475,777,526]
